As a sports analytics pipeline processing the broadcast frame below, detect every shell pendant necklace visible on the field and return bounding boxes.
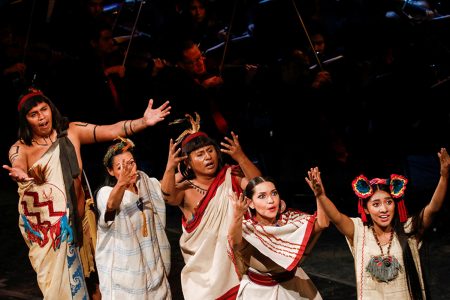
[366,226,401,282]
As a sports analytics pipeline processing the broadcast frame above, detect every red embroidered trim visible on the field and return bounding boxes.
[21,190,66,249]
[216,285,239,300]
[182,165,242,233]
[247,269,296,286]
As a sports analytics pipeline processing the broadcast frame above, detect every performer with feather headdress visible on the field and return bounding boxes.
[161,112,261,299]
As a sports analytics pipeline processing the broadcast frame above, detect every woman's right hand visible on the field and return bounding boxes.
[117,159,136,188]
[230,191,249,220]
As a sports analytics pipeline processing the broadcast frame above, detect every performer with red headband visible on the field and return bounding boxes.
[161,112,261,300]
[3,87,171,300]
[305,148,450,300]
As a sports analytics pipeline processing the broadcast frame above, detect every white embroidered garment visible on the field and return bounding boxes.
[237,267,323,300]
[347,217,425,300]
[235,210,322,299]
[242,210,316,270]
[96,171,171,300]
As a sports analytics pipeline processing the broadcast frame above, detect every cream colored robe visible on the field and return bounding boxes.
[17,141,89,299]
[96,171,171,300]
[348,217,426,300]
[180,166,241,300]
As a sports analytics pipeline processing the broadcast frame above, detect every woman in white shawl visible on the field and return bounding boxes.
[95,137,171,300]
[228,176,329,300]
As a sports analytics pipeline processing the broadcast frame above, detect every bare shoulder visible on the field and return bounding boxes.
[10,139,23,149]
[69,121,92,132]
[68,121,96,145]
[238,176,248,190]
[8,140,27,164]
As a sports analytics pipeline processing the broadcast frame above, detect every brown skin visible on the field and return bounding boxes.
[104,151,138,222]
[161,131,261,221]
[4,98,171,220]
[306,148,450,246]
[229,179,329,253]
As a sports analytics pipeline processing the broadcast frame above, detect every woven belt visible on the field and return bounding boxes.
[247,269,296,286]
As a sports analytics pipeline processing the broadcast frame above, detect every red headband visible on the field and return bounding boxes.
[17,90,44,111]
[181,131,208,148]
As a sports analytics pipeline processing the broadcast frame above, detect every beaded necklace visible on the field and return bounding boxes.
[366,226,401,282]
[187,180,208,195]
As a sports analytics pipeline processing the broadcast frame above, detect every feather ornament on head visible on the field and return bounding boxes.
[169,112,208,148]
[352,174,409,223]
[103,136,135,167]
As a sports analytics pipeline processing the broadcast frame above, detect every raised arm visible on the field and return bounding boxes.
[314,195,330,232]
[70,99,171,145]
[421,148,450,233]
[160,139,187,206]
[305,167,354,241]
[220,131,261,183]
[103,158,135,222]
[228,191,249,251]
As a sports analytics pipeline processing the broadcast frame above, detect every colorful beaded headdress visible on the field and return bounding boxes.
[352,174,408,223]
[103,136,135,167]
[170,112,208,149]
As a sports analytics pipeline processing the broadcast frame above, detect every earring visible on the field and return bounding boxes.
[279,200,286,213]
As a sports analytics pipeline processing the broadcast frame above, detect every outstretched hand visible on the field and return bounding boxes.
[116,159,137,188]
[438,148,450,178]
[143,99,171,127]
[3,165,33,182]
[220,131,245,162]
[165,139,190,190]
[305,167,325,198]
[229,191,249,220]
[166,139,187,172]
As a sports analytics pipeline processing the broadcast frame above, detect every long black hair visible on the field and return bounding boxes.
[17,90,68,146]
[365,183,428,300]
[179,134,224,180]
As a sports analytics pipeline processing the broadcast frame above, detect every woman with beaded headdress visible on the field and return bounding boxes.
[161,112,262,300]
[95,137,171,299]
[305,147,450,300]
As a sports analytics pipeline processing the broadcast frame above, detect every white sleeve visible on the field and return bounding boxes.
[96,186,115,228]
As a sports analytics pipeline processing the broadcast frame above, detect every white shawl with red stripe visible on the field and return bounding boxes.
[180,165,242,300]
[242,210,316,271]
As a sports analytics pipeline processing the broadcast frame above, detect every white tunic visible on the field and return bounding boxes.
[96,171,171,300]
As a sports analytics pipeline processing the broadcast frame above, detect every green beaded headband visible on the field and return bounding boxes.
[103,136,135,168]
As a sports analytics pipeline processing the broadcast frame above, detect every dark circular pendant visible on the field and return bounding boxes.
[383,257,391,267]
